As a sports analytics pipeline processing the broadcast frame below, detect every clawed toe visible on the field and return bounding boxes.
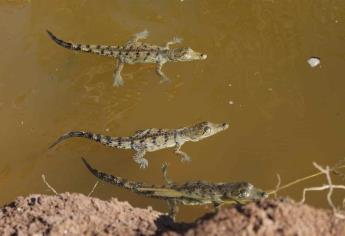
[138,159,149,169]
[113,78,124,87]
[159,78,171,84]
[181,155,191,162]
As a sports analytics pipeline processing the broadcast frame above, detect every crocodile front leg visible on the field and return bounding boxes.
[167,199,179,221]
[113,59,124,87]
[132,147,148,169]
[174,143,191,162]
[156,63,170,83]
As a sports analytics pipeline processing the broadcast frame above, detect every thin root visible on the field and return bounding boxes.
[88,181,99,197]
[274,173,281,198]
[268,162,345,195]
[41,174,58,195]
[331,158,345,180]
[299,162,345,219]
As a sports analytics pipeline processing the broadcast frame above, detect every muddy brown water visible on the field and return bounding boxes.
[0,0,345,221]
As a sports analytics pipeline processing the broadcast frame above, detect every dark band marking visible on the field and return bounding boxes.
[94,134,101,142]
[173,131,178,142]
[143,52,151,61]
[74,44,81,50]
[105,136,112,145]
[117,137,122,146]
[152,136,157,145]
[86,132,93,139]
[140,139,147,148]
[82,46,91,52]
[164,133,169,144]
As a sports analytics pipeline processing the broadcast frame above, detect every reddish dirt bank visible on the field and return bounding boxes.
[0,193,344,235]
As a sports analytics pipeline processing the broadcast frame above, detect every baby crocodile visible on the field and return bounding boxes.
[82,158,267,220]
[46,30,207,87]
[49,121,229,169]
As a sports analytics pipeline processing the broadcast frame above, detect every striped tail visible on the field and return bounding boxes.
[49,131,121,149]
[82,158,147,191]
[46,30,119,57]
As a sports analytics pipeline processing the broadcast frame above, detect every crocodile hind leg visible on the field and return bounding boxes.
[113,60,124,87]
[174,143,191,162]
[164,37,182,49]
[133,147,148,169]
[156,63,170,83]
[167,200,179,221]
[161,162,174,186]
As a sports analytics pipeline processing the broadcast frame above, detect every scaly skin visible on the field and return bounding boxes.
[82,158,268,220]
[47,30,207,87]
[49,121,229,169]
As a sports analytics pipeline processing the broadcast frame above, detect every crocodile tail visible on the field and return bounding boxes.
[49,130,131,150]
[81,158,145,191]
[49,131,107,149]
[46,30,119,57]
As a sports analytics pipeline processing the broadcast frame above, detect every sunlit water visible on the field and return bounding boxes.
[0,0,345,221]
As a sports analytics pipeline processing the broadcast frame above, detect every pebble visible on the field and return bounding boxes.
[307,57,320,68]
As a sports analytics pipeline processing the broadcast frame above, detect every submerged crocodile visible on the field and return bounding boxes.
[82,158,267,220]
[49,121,229,169]
[47,30,207,87]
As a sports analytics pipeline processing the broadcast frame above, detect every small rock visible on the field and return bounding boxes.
[307,57,320,68]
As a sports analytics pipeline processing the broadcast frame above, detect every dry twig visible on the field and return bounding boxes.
[331,158,345,180]
[88,181,99,197]
[274,173,281,198]
[41,174,58,195]
[299,162,345,219]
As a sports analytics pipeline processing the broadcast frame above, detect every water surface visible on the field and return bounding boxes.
[0,0,345,221]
